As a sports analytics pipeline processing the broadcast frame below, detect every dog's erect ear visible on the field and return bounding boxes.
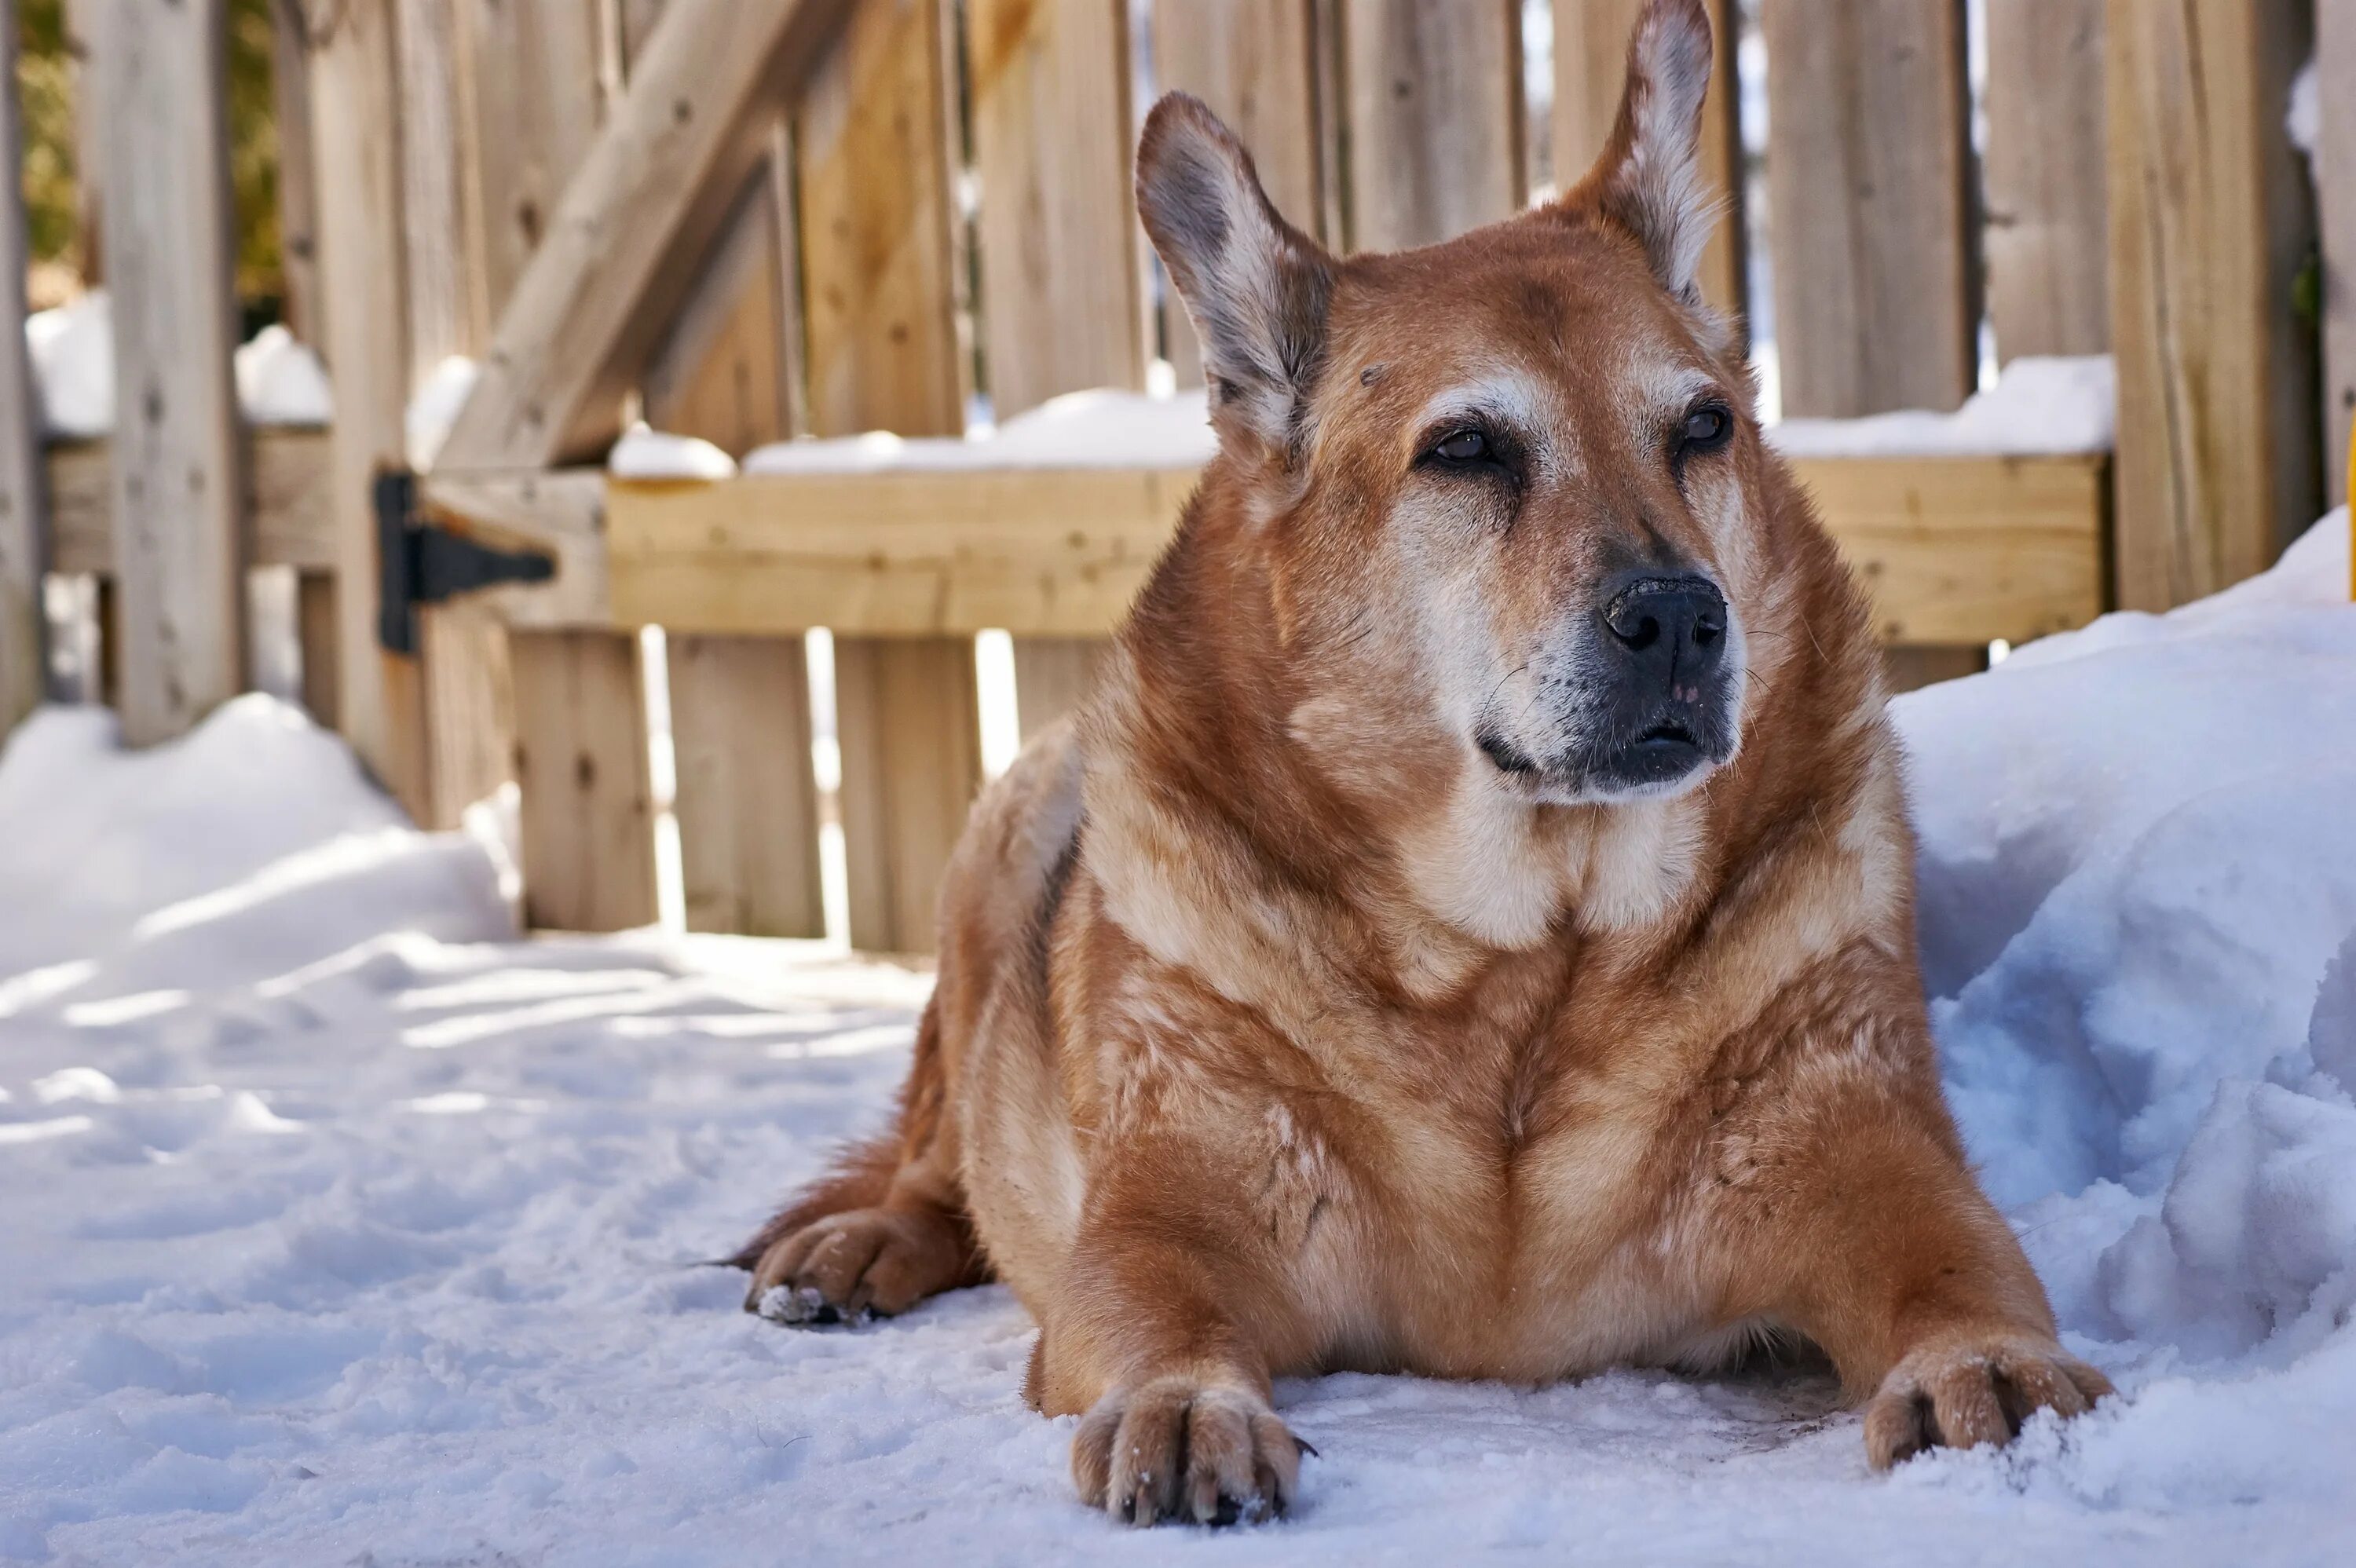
[1567,0,1718,303]
[1136,93,1333,455]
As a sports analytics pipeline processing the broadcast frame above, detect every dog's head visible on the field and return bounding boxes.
[1138,0,1776,808]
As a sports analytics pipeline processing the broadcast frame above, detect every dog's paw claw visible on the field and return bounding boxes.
[1071,1378,1303,1527]
[754,1284,875,1329]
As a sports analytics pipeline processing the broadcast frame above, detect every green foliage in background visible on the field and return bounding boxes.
[17,0,287,313]
[17,0,77,280]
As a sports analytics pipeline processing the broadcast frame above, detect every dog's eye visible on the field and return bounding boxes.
[1434,429,1489,463]
[1679,405,1733,455]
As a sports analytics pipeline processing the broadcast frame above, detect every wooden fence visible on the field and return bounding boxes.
[2,0,2349,953]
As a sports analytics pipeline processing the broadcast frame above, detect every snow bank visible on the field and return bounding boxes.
[1769,355,2116,459]
[25,295,336,439]
[1896,510,2356,1383]
[2,521,2354,1563]
[0,696,514,995]
[743,386,1217,476]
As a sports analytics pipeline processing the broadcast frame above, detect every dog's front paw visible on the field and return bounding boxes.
[1071,1376,1305,1526]
[1863,1330,2113,1468]
[741,1206,966,1325]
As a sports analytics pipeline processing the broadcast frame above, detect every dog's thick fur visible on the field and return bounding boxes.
[734,0,2107,1524]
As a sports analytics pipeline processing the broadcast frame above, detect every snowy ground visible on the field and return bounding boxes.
[3,517,2354,1566]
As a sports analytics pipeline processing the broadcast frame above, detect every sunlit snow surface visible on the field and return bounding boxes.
[2,516,2352,1565]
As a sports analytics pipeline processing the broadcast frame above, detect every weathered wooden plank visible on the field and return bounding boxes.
[669,633,825,935]
[1,18,46,731]
[48,429,335,576]
[642,142,803,457]
[401,0,483,374]
[643,27,822,940]
[1150,0,1323,379]
[1984,0,2109,361]
[1786,454,2109,645]
[2108,0,2320,609]
[269,0,324,343]
[436,0,854,470]
[606,454,2107,648]
[609,467,1186,634]
[1341,0,1524,252]
[967,0,1144,415]
[459,0,605,342]
[832,634,980,953]
[510,627,658,930]
[1881,645,1987,695]
[2321,0,2356,510]
[309,0,431,813]
[1761,0,1974,417]
[967,0,1140,743]
[796,0,963,437]
[102,0,248,745]
[1551,0,1744,323]
[296,572,339,727]
[799,0,978,956]
[1010,636,1109,742]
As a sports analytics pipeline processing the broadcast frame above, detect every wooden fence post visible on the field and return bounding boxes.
[638,9,826,939]
[309,0,430,813]
[968,0,1140,742]
[458,0,657,925]
[1760,0,1974,418]
[1,17,47,735]
[804,0,976,952]
[101,0,248,745]
[270,0,324,344]
[1761,0,1979,689]
[968,0,1143,413]
[1341,0,1524,252]
[1150,0,1324,382]
[1984,0,2109,361]
[1552,0,1745,327]
[2321,0,2355,510]
[2109,0,2321,609]
[510,627,657,930]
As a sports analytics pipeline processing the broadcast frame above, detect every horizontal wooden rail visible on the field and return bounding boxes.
[604,453,2109,646]
[47,429,334,575]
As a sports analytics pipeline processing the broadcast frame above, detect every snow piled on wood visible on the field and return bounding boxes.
[0,517,2352,1564]
[1767,356,2116,458]
[24,294,335,438]
[685,357,2117,478]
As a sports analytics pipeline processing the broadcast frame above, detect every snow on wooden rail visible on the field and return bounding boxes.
[594,378,2115,649]
[601,453,2108,650]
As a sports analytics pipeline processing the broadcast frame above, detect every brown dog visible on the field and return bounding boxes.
[733,0,2109,1525]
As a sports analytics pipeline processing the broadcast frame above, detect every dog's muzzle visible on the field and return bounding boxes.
[1579,571,1736,791]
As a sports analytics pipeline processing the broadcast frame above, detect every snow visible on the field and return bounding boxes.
[742,386,1218,476]
[404,355,480,471]
[2286,58,2318,161]
[24,295,335,438]
[25,293,115,441]
[726,362,2116,481]
[230,327,333,429]
[608,424,738,481]
[4,520,2355,1563]
[1767,356,2116,459]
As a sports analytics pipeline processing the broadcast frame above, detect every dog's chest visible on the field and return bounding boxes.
[1301,993,1711,1375]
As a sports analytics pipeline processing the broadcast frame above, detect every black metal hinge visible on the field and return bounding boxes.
[375,470,557,655]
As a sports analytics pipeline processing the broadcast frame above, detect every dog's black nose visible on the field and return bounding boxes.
[1600,572,1728,691]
